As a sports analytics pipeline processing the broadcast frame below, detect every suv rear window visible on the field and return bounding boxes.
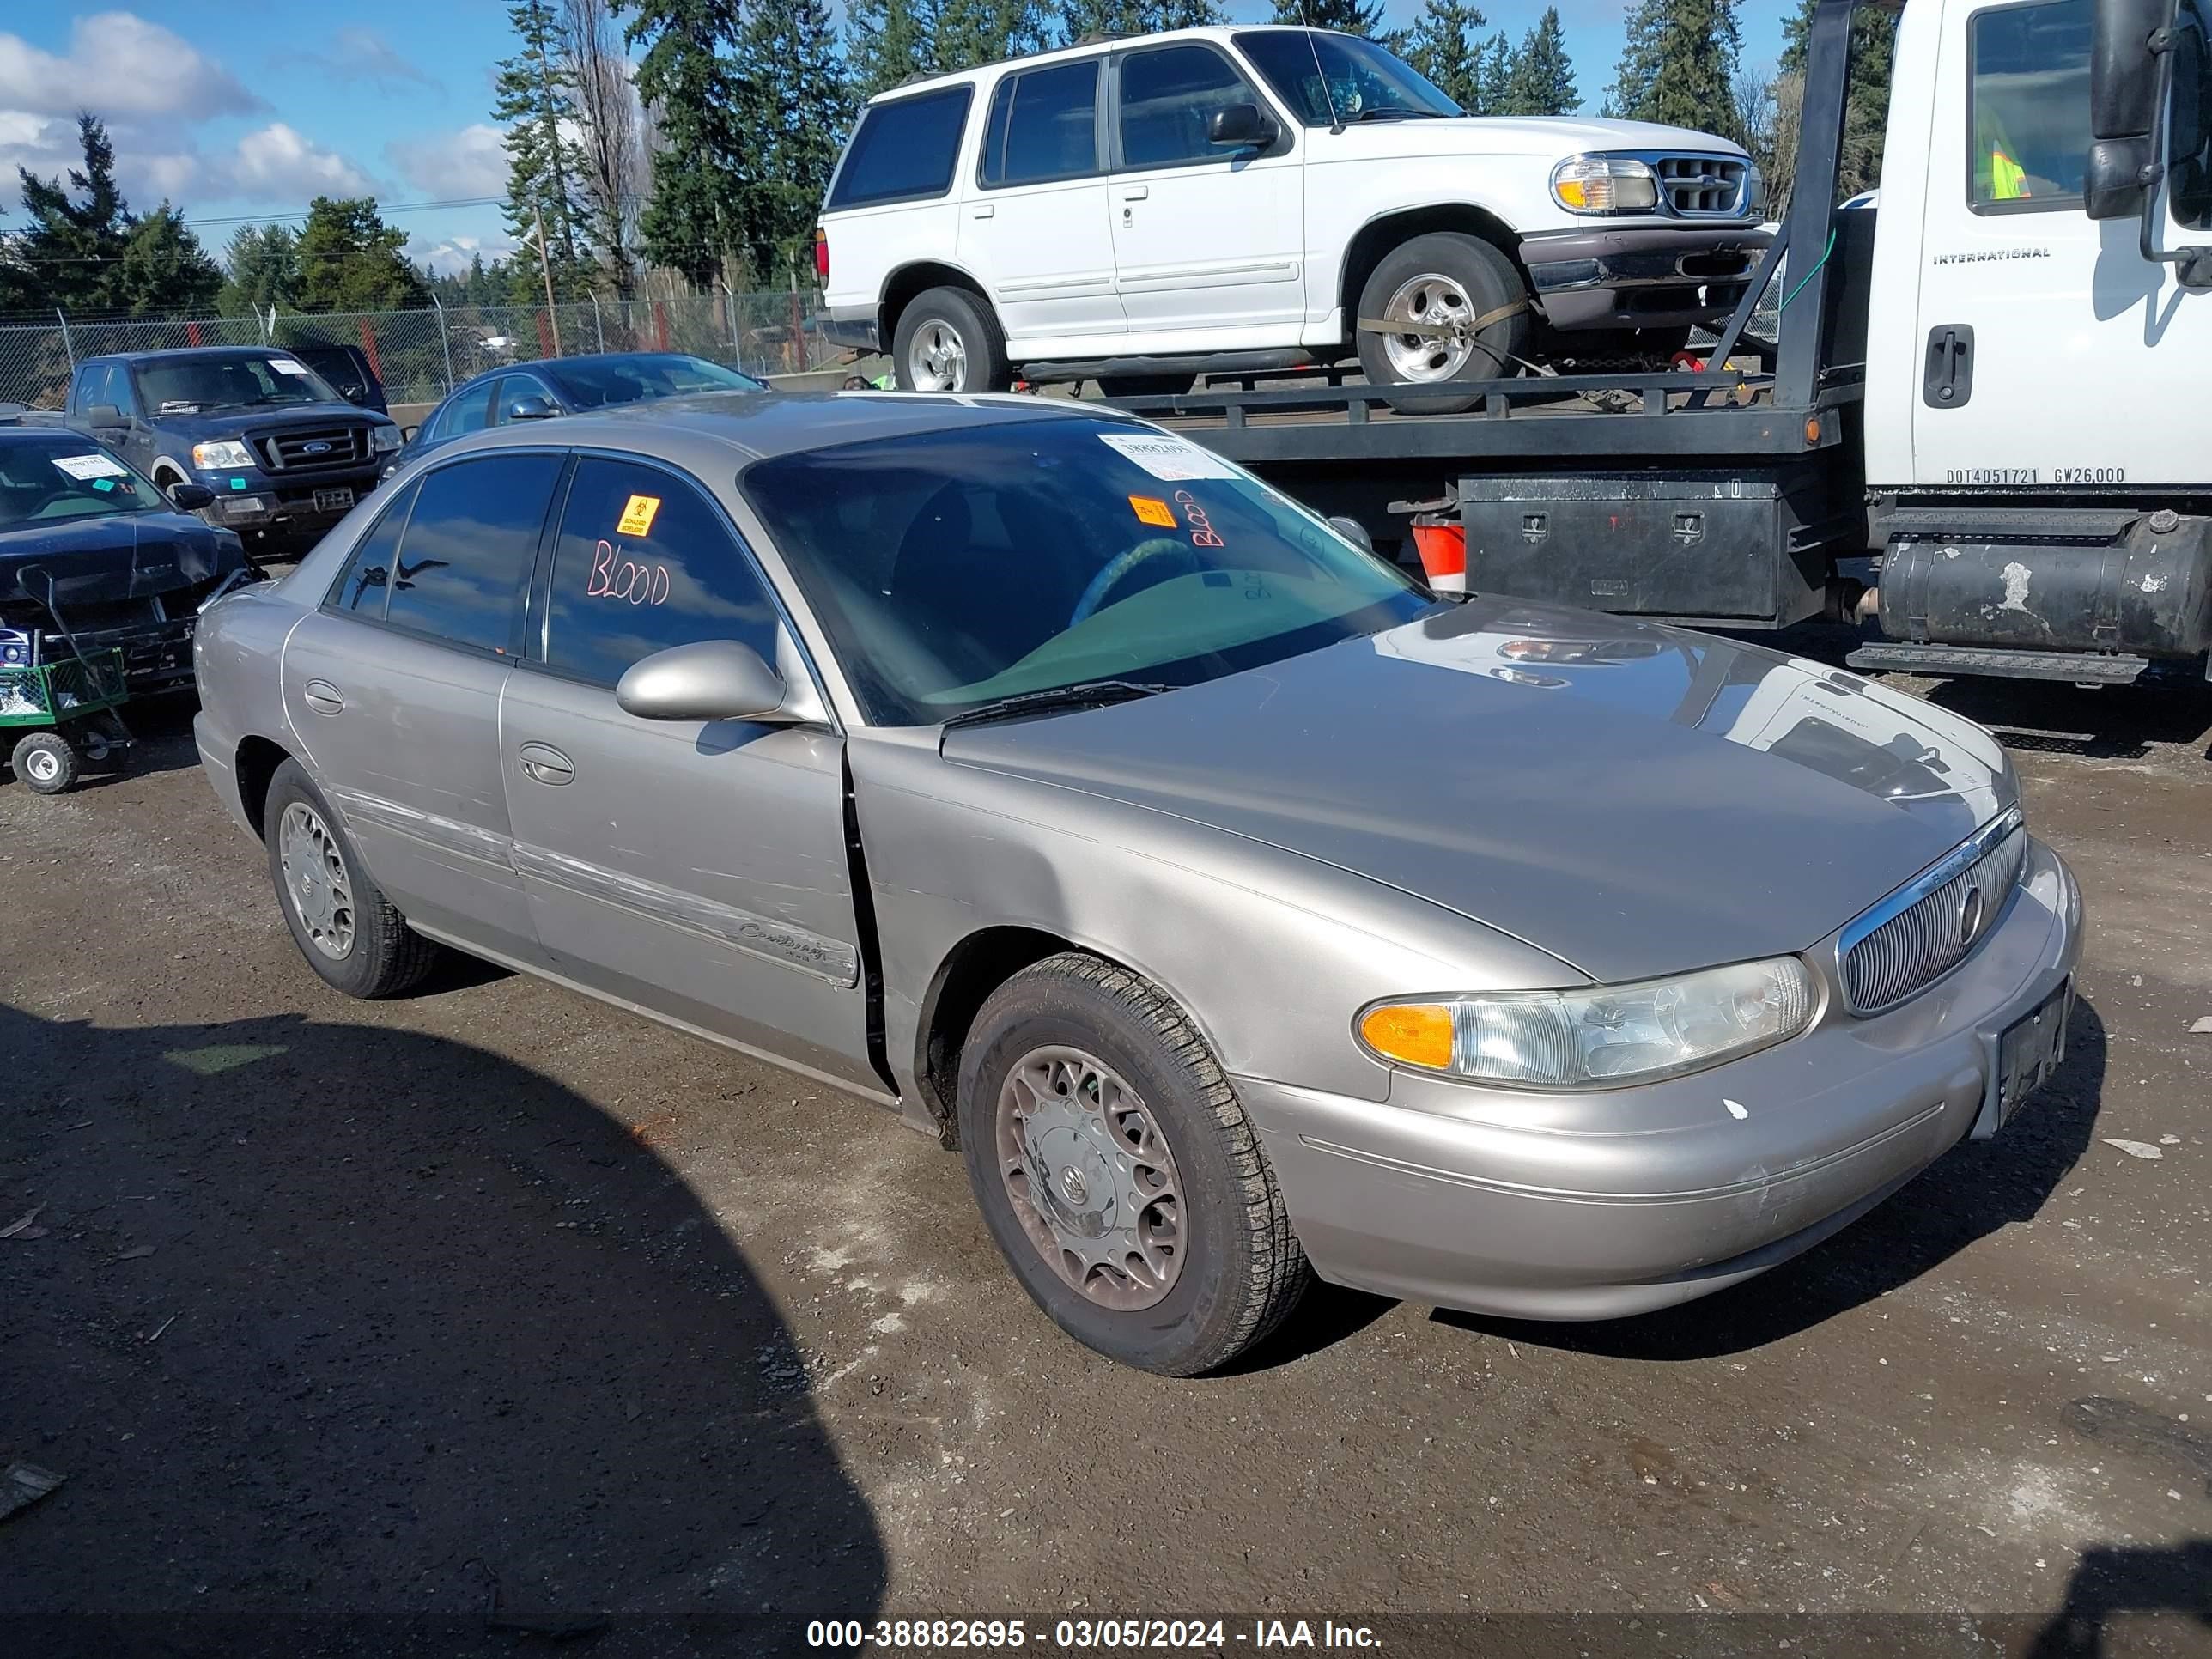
[829,86,975,210]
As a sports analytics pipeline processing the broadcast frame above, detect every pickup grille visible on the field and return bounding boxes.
[1656,155,1750,216]
[1840,822,2028,1014]
[252,425,369,471]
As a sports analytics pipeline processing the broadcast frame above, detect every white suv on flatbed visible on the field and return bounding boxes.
[817,25,1768,401]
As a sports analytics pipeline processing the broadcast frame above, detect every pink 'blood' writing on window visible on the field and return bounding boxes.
[587,538,672,605]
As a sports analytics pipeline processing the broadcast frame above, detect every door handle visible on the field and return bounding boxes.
[971,204,994,219]
[1923,325,1974,409]
[301,679,343,716]
[518,741,574,786]
[1121,185,1149,201]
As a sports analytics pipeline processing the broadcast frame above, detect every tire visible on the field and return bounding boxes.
[957,951,1310,1376]
[1355,232,1529,415]
[11,731,79,795]
[1097,374,1197,399]
[263,757,441,999]
[892,287,1012,393]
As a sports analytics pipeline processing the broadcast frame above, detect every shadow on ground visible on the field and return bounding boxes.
[2028,1539,2212,1657]
[1434,998,2108,1364]
[0,1002,884,1656]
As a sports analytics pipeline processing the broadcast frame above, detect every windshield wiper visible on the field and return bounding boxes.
[1353,106,1444,122]
[939,678,1174,731]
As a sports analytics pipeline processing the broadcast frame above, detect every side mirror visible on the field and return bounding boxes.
[400,424,421,442]
[2087,0,2175,217]
[168,482,216,511]
[507,395,556,422]
[84,403,125,429]
[1208,102,1278,149]
[1327,514,1375,552]
[616,639,794,723]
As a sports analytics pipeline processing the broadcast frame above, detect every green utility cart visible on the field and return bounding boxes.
[0,645,130,795]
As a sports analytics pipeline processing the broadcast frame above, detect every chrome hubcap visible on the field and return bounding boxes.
[278,801,356,960]
[1380,271,1482,383]
[908,320,968,392]
[997,1045,1185,1310]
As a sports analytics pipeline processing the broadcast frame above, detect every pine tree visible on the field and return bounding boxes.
[15,115,131,313]
[495,0,591,297]
[217,225,300,316]
[739,0,854,276]
[1477,31,1513,116]
[1779,0,1893,197]
[295,198,428,313]
[846,0,933,95]
[109,204,222,316]
[933,0,1054,72]
[1400,0,1486,112]
[1269,0,1385,40]
[623,0,751,289]
[1502,6,1577,115]
[1605,0,1741,142]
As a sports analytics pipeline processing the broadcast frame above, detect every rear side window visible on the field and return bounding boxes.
[383,453,562,653]
[1119,45,1249,169]
[1967,0,2091,210]
[981,61,1101,187]
[828,86,975,210]
[538,457,781,687]
[324,477,420,618]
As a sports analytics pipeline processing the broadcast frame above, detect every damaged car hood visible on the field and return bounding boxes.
[0,512,246,614]
[941,598,2016,984]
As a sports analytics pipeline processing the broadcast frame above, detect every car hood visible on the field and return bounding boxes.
[1328,113,1750,161]
[940,599,2014,984]
[149,404,390,439]
[0,512,246,611]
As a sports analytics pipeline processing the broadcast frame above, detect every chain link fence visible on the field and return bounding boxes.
[0,289,841,411]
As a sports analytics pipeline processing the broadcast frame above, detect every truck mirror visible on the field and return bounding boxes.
[1208,103,1277,149]
[2087,0,2175,216]
[84,403,124,429]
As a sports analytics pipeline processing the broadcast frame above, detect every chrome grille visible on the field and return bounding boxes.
[1656,155,1749,216]
[252,425,368,471]
[1841,820,2028,1014]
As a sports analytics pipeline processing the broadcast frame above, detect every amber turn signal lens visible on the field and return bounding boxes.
[1358,1003,1454,1070]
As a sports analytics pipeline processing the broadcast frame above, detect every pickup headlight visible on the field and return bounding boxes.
[191,439,255,470]
[1551,155,1660,215]
[370,424,401,453]
[1357,957,1816,1089]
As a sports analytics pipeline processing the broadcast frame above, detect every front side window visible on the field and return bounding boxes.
[1235,30,1461,126]
[828,86,975,210]
[2171,0,2212,228]
[538,457,781,687]
[132,352,341,414]
[324,477,421,618]
[1967,0,2092,210]
[1118,46,1253,169]
[981,60,1101,186]
[0,435,167,527]
[741,416,1435,726]
[382,453,562,653]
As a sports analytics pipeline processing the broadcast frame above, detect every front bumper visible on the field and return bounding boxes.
[197,470,380,550]
[1521,223,1771,331]
[1237,837,2081,1320]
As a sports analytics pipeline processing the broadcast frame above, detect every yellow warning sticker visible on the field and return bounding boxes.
[616,494,662,537]
[1129,495,1176,528]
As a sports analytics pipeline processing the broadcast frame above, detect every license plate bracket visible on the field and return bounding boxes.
[1994,980,2072,1127]
[313,486,356,514]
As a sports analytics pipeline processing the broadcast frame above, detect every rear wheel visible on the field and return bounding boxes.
[957,952,1310,1376]
[893,287,1012,393]
[11,732,78,795]
[263,758,441,999]
[1355,232,1529,415]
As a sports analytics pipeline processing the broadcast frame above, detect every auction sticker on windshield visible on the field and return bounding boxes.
[52,453,131,481]
[1099,432,1241,482]
[269,359,312,375]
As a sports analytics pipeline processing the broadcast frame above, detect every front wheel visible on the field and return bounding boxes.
[957,952,1310,1376]
[892,287,1012,393]
[1355,232,1530,415]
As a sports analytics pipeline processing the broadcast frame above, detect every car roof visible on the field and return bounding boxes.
[81,345,292,366]
[440,350,728,398]
[872,23,1322,98]
[425,390,1140,469]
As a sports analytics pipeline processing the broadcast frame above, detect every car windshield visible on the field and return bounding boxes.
[1235,30,1462,125]
[742,416,1439,726]
[0,436,166,527]
[132,352,343,413]
[548,354,766,410]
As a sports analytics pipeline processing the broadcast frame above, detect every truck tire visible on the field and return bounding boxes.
[11,731,79,795]
[263,758,441,999]
[957,951,1311,1376]
[893,287,1012,393]
[1356,232,1529,415]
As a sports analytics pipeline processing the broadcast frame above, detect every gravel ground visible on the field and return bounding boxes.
[1,678,2208,1658]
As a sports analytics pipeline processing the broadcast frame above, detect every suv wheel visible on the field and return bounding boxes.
[957,952,1310,1376]
[1356,232,1530,415]
[263,758,441,999]
[894,288,1012,393]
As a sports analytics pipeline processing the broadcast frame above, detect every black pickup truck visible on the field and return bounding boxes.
[64,347,401,560]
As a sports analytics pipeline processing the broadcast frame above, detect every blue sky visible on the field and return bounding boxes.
[0,3,1793,278]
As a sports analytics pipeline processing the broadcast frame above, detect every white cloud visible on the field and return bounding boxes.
[226,124,380,201]
[0,11,264,121]
[407,232,518,277]
[299,27,437,95]
[386,124,509,200]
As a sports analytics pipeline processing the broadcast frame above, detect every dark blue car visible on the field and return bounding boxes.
[392,352,768,476]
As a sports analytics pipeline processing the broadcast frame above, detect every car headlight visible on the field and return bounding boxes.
[1357,957,1817,1089]
[370,424,401,453]
[1551,155,1660,215]
[191,439,255,470]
